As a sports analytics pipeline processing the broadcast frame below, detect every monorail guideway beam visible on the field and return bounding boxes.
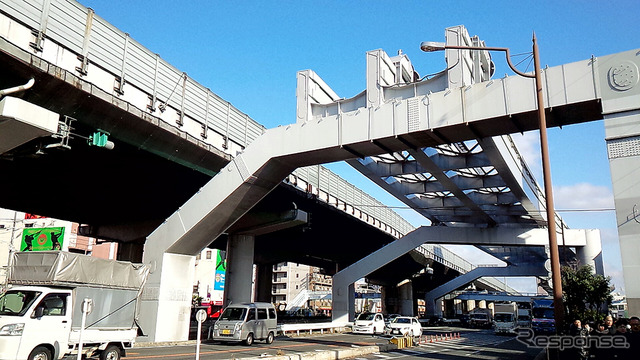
[141,44,639,341]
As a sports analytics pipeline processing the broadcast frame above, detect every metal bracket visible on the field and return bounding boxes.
[46,116,76,150]
[29,0,52,53]
[29,29,45,53]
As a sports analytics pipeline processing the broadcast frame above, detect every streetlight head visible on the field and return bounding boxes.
[420,41,446,52]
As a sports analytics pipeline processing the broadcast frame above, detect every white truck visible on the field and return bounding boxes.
[0,251,149,360]
[493,302,518,334]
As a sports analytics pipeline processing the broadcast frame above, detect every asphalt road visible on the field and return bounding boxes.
[128,326,541,360]
[358,327,542,360]
[130,332,387,360]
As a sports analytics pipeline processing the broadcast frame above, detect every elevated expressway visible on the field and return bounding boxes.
[1,0,516,338]
[2,1,639,341]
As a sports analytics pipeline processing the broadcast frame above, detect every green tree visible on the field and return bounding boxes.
[561,264,613,325]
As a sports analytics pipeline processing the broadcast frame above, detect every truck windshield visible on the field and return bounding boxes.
[495,313,513,322]
[219,307,246,321]
[532,308,554,319]
[0,290,41,316]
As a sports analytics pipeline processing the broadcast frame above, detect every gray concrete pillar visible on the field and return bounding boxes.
[224,234,255,305]
[332,281,355,323]
[255,263,273,303]
[605,110,640,316]
[398,281,414,316]
[435,299,444,317]
[575,229,604,275]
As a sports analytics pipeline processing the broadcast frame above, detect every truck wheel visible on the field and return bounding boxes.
[100,345,121,360]
[265,331,274,344]
[244,332,254,346]
[28,346,51,360]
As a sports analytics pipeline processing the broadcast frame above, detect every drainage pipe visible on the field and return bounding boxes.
[0,78,35,97]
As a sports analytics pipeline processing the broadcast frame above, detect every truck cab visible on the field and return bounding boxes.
[493,312,517,334]
[0,287,73,360]
[1,251,149,360]
[493,302,518,334]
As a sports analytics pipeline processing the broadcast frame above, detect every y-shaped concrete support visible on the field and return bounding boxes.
[331,226,592,324]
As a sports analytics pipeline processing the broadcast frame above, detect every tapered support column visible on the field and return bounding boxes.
[138,252,196,342]
[332,281,355,323]
[224,234,256,305]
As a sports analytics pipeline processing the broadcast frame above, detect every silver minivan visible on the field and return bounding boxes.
[210,302,277,345]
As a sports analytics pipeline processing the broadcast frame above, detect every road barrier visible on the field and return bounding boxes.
[390,335,414,349]
[422,332,461,344]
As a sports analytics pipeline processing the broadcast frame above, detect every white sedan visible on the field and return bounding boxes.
[386,316,423,337]
[352,312,386,334]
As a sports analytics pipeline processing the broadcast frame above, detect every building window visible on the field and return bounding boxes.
[206,250,212,259]
[296,273,299,278]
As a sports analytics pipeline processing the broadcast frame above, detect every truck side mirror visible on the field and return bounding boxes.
[33,306,44,318]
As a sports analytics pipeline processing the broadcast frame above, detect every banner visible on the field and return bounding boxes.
[21,227,64,251]
[214,250,226,291]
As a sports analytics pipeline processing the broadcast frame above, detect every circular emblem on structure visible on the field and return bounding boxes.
[608,61,639,91]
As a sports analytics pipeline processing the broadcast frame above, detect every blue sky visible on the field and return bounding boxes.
[81,0,639,294]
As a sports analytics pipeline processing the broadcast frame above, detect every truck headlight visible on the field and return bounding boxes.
[0,323,24,336]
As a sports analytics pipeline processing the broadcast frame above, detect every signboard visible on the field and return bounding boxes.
[214,250,226,291]
[21,227,64,251]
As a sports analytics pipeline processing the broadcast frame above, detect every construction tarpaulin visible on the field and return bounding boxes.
[8,251,149,290]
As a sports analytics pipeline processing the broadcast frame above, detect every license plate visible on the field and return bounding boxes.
[222,329,231,335]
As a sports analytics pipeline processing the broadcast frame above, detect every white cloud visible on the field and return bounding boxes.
[553,183,615,210]
[511,132,542,180]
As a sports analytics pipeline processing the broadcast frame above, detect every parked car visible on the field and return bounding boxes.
[386,316,423,338]
[384,313,401,325]
[353,312,385,334]
[210,302,277,345]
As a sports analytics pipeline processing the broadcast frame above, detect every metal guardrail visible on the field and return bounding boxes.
[287,166,415,238]
[278,322,351,336]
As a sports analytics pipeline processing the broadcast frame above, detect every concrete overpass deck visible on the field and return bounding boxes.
[2,0,639,342]
[0,0,508,312]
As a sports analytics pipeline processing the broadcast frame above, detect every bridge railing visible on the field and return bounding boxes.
[287,165,415,238]
[0,0,265,155]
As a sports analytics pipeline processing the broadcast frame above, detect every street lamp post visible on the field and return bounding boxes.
[421,34,565,332]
